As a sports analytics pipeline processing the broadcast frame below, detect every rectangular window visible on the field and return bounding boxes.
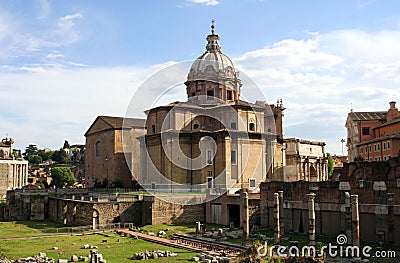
[365,146,368,153]
[231,150,237,165]
[387,141,391,149]
[207,150,213,165]
[369,146,372,153]
[374,144,377,152]
[227,90,233,100]
[383,142,386,150]
[151,182,156,190]
[230,122,237,129]
[249,178,256,188]
[377,143,380,151]
[362,127,370,135]
[207,90,214,99]
[207,176,213,189]
[384,156,387,161]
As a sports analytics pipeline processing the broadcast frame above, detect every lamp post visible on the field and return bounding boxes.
[340,138,345,156]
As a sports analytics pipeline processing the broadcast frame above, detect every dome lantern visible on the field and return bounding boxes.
[185,22,242,102]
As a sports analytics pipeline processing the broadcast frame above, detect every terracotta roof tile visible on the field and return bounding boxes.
[348,111,386,121]
[99,116,146,129]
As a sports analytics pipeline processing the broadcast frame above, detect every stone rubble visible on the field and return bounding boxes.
[191,253,233,263]
[131,250,177,260]
[11,253,54,263]
[10,249,107,263]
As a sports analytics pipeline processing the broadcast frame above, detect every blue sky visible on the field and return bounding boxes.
[1,0,400,154]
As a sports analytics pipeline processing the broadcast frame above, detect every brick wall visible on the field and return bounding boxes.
[142,195,205,225]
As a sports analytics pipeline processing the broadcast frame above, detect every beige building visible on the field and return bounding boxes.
[85,116,145,188]
[0,137,28,197]
[140,24,328,199]
[140,24,283,194]
[277,138,328,182]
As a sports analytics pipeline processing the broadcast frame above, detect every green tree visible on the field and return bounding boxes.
[38,149,54,162]
[51,167,76,188]
[63,140,70,149]
[27,155,42,164]
[12,149,22,159]
[23,144,38,158]
[52,149,70,164]
[327,153,334,177]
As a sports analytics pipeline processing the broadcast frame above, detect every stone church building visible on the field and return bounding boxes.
[84,25,328,202]
[136,24,329,224]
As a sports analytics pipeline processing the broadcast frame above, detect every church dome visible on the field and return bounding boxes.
[187,24,239,82]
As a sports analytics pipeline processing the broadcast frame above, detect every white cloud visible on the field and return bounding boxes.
[47,51,65,59]
[234,39,343,71]
[186,0,220,6]
[58,13,83,31]
[0,11,83,63]
[0,66,153,149]
[233,29,400,154]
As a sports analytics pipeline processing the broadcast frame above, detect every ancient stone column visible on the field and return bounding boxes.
[307,193,316,246]
[196,221,201,237]
[274,192,280,244]
[278,190,284,237]
[243,192,249,245]
[344,192,352,243]
[351,194,360,248]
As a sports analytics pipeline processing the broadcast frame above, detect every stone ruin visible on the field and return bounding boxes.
[11,253,54,263]
[190,253,233,263]
[131,250,177,260]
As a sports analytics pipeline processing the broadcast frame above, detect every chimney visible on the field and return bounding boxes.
[387,101,399,122]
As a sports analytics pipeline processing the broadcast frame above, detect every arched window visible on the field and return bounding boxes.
[249,122,255,131]
[95,141,101,157]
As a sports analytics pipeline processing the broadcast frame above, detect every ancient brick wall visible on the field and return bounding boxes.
[260,157,400,244]
[142,195,205,225]
[48,197,142,226]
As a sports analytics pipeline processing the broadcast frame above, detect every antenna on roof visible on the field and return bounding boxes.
[350,102,353,112]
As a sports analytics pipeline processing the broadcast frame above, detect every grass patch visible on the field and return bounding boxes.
[0,233,196,262]
[0,220,64,238]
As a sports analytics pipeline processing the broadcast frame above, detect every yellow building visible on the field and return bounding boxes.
[140,24,284,194]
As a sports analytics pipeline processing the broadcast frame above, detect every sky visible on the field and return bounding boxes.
[1,0,400,155]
